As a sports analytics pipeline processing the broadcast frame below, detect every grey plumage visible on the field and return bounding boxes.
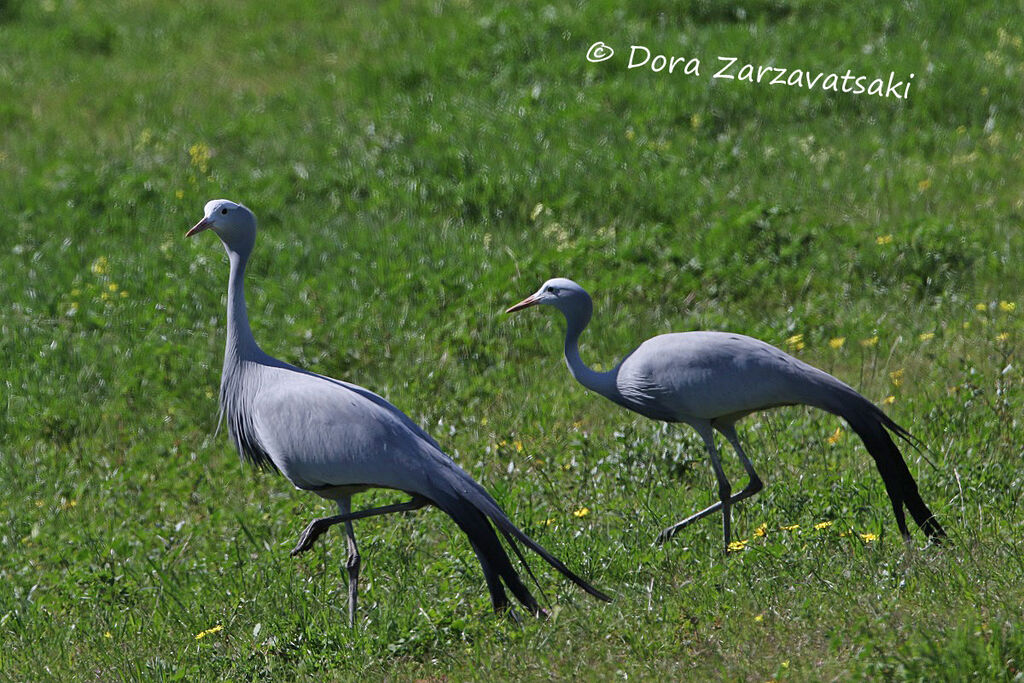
[188,202,609,625]
[506,277,945,549]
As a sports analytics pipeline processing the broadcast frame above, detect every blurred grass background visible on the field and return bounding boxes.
[1,0,1022,679]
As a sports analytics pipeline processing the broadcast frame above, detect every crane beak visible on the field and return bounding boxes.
[505,293,540,313]
[186,217,212,237]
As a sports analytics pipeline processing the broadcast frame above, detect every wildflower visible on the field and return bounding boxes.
[573,507,590,518]
[975,302,987,312]
[956,125,967,134]
[999,301,1016,313]
[175,189,185,200]
[90,256,109,275]
[104,632,113,639]
[828,337,846,349]
[60,499,77,510]
[754,613,764,622]
[859,533,878,542]
[108,282,118,292]
[889,369,904,387]
[195,624,223,640]
[514,440,524,453]
[996,332,1010,342]
[827,427,843,445]
[860,336,879,348]
[814,521,833,530]
[875,234,893,245]
[543,518,556,526]
[188,142,211,174]
[785,334,805,351]
[917,179,932,191]
[727,539,747,552]
[882,395,896,405]
[754,523,768,537]
[779,524,799,531]
[919,332,935,342]
[480,416,488,426]
[120,291,128,298]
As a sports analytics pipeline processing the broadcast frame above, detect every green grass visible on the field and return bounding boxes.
[2,0,1022,679]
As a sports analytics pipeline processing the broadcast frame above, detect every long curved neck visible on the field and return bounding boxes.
[561,301,618,399]
[224,243,261,364]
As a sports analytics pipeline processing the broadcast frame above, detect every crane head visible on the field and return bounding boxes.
[505,277,589,314]
[186,199,257,251]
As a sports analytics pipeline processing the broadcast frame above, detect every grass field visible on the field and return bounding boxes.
[2,0,1023,679]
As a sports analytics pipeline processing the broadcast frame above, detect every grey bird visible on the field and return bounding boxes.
[186,202,610,626]
[506,277,945,550]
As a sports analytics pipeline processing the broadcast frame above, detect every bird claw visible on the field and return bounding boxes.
[290,520,323,556]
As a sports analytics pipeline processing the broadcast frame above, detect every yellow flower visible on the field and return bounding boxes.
[754,523,768,537]
[779,524,799,531]
[860,336,879,348]
[918,332,935,342]
[90,256,109,275]
[188,142,211,174]
[120,291,128,298]
[60,499,78,510]
[754,613,764,622]
[108,282,118,292]
[975,302,987,312]
[514,440,523,453]
[827,426,843,445]
[543,518,556,526]
[875,234,893,245]
[814,521,833,530]
[104,631,113,639]
[480,416,488,426]
[828,337,846,349]
[999,301,1016,313]
[882,395,896,405]
[889,369,904,387]
[859,533,878,542]
[175,189,185,200]
[194,624,223,640]
[573,507,590,518]
[956,125,967,134]
[917,179,932,191]
[786,334,805,351]
[727,539,748,551]
[996,332,1010,342]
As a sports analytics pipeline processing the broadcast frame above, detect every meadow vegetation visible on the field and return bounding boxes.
[1,0,1022,679]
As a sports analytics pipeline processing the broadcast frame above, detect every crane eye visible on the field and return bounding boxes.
[547,286,559,294]
[221,208,228,215]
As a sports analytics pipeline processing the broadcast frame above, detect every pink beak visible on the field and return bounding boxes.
[186,217,212,237]
[505,293,540,313]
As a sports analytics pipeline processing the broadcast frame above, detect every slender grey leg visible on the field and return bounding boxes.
[338,497,360,628]
[656,423,766,549]
[657,424,734,551]
[718,423,764,502]
[290,496,428,556]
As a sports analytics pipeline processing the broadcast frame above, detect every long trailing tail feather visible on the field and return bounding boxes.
[813,379,945,542]
[429,460,611,612]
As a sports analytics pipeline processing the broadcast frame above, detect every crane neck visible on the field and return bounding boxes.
[224,243,262,364]
[561,301,618,400]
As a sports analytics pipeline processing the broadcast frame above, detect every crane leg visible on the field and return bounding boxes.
[655,423,763,550]
[339,497,360,628]
[290,496,429,557]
